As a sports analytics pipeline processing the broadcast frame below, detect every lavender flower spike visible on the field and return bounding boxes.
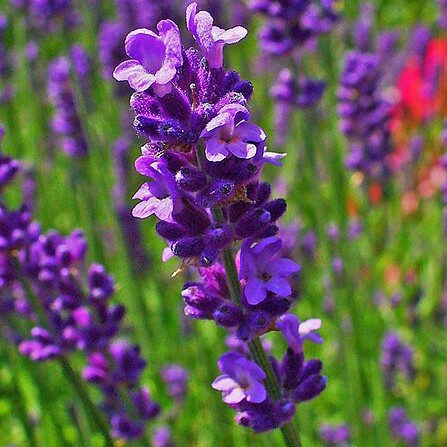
[186,2,248,69]
[113,21,183,96]
[200,104,266,162]
[276,314,323,353]
[114,3,325,439]
[212,352,267,404]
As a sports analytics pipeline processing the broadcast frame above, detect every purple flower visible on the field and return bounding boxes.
[320,424,351,446]
[212,351,267,404]
[152,426,173,447]
[276,314,322,353]
[48,56,88,158]
[338,50,392,179]
[381,331,415,389]
[186,2,248,69]
[200,104,265,162]
[161,364,189,403]
[113,21,183,96]
[251,0,339,56]
[239,237,300,305]
[389,407,420,447]
[132,150,179,220]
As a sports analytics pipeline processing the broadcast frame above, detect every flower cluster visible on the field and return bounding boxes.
[0,146,163,441]
[48,55,89,158]
[212,314,324,431]
[10,0,80,32]
[388,407,420,447]
[99,0,248,87]
[380,331,415,390]
[249,0,339,56]
[83,340,160,440]
[114,2,325,432]
[115,11,282,267]
[153,425,175,447]
[389,34,447,210]
[393,36,447,128]
[162,364,189,404]
[249,1,339,146]
[270,68,325,145]
[338,49,393,180]
[320,424,351,447]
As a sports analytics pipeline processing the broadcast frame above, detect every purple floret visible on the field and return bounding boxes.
[212,351,267,404]
[239,236,300,305]
[114,21,183,96]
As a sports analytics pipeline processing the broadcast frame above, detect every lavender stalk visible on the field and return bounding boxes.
[113,3,326,446]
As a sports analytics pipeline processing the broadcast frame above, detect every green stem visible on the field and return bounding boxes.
[59,358,114,447]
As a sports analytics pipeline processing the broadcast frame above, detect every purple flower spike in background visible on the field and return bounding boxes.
[153,426,174,447]
[162,364,189,404]
[48,57,88,158]
[200,104,265,161]
[320,424,351,447]
[113,21,183,95]
[186,2,248,69]
[277,314,323,353]
[240,237,300,305]
[389,407,420,447]
[212,352,267,404]
[381,331,415,389]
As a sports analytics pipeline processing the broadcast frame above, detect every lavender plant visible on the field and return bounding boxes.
[113,3,326,445]
[380,331,415,390]
[0,142,190,443]
[47,55,88,158]
[337,46,393,181]
[249,0,339,57]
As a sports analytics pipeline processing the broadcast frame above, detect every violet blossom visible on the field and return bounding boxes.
[200,104,266,162]
[186,2,248,69]
[212,351,267,404]
[239,237,300,305]
[113,21,183,96]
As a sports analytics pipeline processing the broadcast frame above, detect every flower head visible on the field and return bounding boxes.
[113,21,183,96]
[239,237,300,305]
[212,352,267,404]
[186,2,248,69]
[200,104,266,162]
